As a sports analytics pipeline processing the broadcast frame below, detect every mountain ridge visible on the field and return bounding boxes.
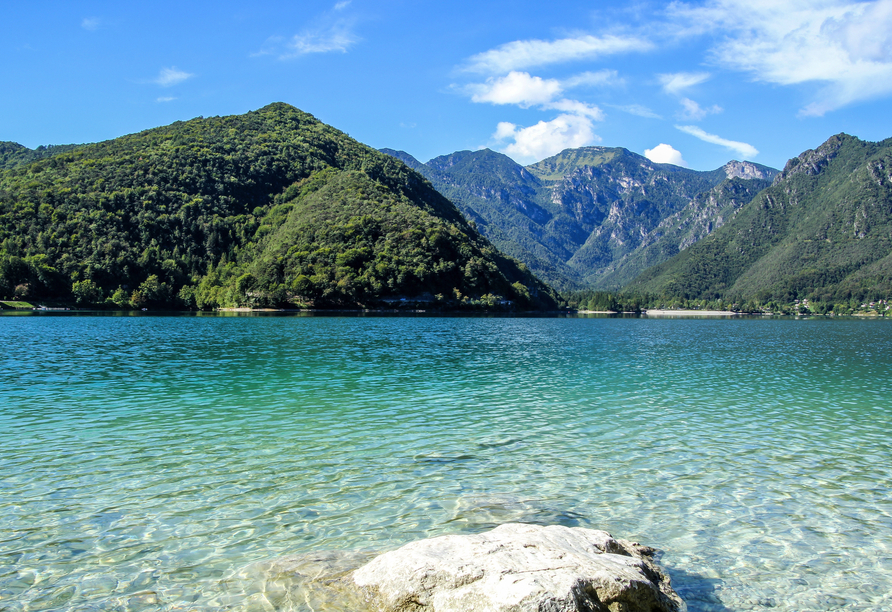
[0,103,557,309]
[382,146,778,290]
[626,132,892,305]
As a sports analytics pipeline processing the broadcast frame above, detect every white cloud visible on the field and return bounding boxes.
[466,70,606,163]
[645,143,688,167]
[658,72,710,95]
[154,67,193,87]
[465,72,604,121]
[466,71,604,117]
[285,23,358,56]
[81,17,100,31]
[668,0,892,114]
[465,34,652,74]
[563,70,622,88]
[612,104,662,119]
[679,97,723,120]
[469,72,563,106]
[255,3,360,59]
[494,122,517,141]
[676,125,759,159]
[546,99,605,120]
[493,114,600,163]
[156,96,176,103]
[467,70,623,108]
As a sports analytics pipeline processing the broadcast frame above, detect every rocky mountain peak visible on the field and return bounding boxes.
[773,133,850,184]
[723,160,777,181]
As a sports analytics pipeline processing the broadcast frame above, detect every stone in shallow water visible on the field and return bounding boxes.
[240,549,376,610]
[352,523,686,612]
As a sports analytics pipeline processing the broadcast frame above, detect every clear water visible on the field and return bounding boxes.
[1,313,891,612]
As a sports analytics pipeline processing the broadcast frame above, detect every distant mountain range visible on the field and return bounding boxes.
[381,146,777,291]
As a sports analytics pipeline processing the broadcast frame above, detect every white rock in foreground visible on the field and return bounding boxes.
[352,523,685,612]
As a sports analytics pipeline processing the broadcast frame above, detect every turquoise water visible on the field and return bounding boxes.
[1,313,891,611]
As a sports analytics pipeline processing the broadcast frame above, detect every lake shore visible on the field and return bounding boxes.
[644,309,741,316]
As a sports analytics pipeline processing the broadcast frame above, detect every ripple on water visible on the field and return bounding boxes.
[1,314,891,611]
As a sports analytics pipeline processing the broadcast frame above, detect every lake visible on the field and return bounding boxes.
[1,312,890,611]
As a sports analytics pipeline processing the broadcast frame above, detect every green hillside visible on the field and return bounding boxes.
[0,103,556,309]
[0,142,83,170]
[627,134,892,305]
[526,147,619,181]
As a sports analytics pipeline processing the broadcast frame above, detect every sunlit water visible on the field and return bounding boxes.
[1,313,890,612]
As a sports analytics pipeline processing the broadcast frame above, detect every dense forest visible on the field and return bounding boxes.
[0,103,557,310]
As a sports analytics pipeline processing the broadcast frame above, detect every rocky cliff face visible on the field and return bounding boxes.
[773,134,847,183]
[723,160,777,180]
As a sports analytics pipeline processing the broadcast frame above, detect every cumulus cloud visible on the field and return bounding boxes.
[658,72,710,95]
[468,70,623,106]
[465,34,652,74]
[466,71,607,117]
[465,70,607,163]
[644,143,688,167]
[676,125,759,159]
[156,96,176,103]
[469,72,563,106]
[668,0,892,114]
[493,114,600,163]
[154,67,193,87]
[81,17,100,31]
[679,98,722,120]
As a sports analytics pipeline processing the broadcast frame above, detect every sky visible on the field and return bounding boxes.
[4,0,892,171]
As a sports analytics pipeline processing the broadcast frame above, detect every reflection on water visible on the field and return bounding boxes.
[1,314,891,611]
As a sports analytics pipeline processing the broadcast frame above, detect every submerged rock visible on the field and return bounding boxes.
[352,523,685,612]
[238,549,376,610]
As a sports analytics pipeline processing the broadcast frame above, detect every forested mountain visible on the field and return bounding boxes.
[0,142,83,170]
[0,103,556,309]
[381,146,777,290]
[626,134,892,305]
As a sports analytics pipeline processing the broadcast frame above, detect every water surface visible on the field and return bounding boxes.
[1,313,890,611]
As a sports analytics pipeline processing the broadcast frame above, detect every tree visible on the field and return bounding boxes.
[72,279,102,305]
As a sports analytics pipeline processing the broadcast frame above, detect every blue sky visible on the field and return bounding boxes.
[4,1,892,171]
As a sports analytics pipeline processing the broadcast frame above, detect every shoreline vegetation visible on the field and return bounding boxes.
[3,298,890,318]
[3,290,890,317]
[563,290,890,317]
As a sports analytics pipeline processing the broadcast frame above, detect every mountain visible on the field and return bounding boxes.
[626,134,892,305]
[591,174,775,288]
[0,142,83,170]
[381,146,777,290]
[0,103,556,309]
